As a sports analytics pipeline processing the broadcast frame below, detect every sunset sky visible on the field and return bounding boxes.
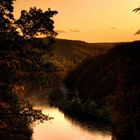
[14,0,140,42]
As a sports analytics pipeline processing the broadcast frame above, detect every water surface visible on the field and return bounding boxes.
[32,106,111,140]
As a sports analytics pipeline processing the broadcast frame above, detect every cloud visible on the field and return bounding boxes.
[55,29,80,34]
[110,27,117,30]
[69,29,80,33]
[55,30,67,33]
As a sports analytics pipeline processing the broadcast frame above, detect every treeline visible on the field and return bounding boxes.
[64,41,140,140]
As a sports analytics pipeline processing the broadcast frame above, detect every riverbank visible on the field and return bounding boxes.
[29,96,111,134]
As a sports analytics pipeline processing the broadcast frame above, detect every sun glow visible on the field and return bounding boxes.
[14,0,140,42]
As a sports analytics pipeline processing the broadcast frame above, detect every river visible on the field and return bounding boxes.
[32,106,111,140]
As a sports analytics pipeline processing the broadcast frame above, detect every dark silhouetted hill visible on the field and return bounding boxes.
[64,41,140,140]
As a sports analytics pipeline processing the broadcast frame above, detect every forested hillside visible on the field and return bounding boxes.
[26,38,116,102]
[39,38,117,77]
[54,39,115,62]
[64,41,140,140]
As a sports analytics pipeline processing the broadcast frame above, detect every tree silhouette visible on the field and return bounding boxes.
[0,0,19,40]
[0,0,57,139]
[133,7,140,35]
[16,7,58,39]
[133,7,140,13]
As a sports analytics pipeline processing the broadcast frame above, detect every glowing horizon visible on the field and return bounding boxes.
[14,0,140,43]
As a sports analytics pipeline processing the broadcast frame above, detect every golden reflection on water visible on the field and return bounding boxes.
[32,106,111,140]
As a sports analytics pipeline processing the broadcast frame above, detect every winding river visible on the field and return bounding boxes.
[32,106,111,140]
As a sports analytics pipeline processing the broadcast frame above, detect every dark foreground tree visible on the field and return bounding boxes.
[16,7,58,50]
[0,0,19,40]
[0,0,57,139]
[16,7,57,39]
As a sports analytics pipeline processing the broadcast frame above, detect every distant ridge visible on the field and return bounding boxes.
[53,38,118,64]
[38,38,119,74]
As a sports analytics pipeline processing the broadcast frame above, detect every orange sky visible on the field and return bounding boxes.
[14,0,140,42]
